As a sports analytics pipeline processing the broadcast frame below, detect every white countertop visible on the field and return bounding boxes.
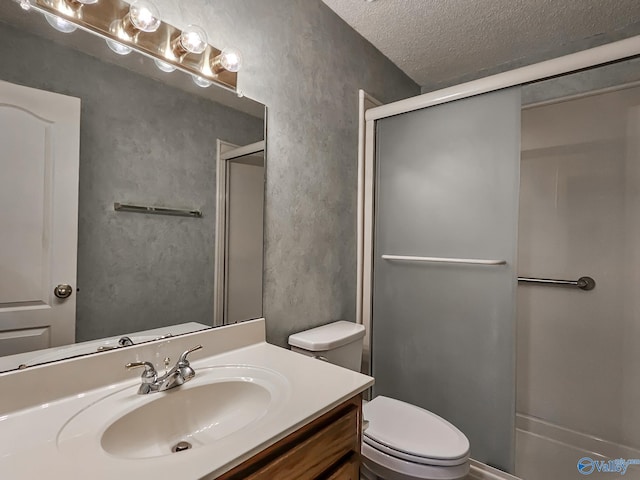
[0,321,373,480]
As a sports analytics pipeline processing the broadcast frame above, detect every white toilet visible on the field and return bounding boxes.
[288,321,470,480]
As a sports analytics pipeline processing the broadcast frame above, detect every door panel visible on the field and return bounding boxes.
[0,327,50,357]
[225,156,264,323]
[0,106,50,304]
[0,81,80,357]
[372,88,521,472]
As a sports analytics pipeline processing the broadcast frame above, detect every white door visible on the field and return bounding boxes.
[0,80,80,356]
[225,152,264,323]
[213,141,264,325]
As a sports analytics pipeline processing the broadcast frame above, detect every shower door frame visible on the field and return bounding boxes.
[357,35,640,378]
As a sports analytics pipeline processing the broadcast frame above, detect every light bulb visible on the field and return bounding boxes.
[129,0,161,33]
[44,13,77,34]
[179,25,207,54]
[219,47,243,73]
[106,39,132,55]
[19,0,31,11]
[154,59,176,73]
[192,75,212,88]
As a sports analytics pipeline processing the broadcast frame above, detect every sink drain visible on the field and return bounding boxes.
[171,441,192,453]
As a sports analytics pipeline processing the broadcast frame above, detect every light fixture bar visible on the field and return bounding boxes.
[26,0,238,90]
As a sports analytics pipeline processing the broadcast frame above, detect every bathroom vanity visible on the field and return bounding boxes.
[0,319,372,479]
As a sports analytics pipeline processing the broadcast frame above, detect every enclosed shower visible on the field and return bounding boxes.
[365,47,640,480]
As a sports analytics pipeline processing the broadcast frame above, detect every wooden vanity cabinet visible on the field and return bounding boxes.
[216,395,362,480]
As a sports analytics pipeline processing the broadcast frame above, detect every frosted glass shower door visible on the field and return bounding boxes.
[372,88,521,472]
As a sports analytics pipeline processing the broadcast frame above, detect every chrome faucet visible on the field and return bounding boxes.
[126,345,203,394]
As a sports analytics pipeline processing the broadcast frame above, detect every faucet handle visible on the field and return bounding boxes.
[178,345,203,365]
[125,361,157,379]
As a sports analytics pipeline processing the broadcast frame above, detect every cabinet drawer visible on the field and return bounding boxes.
[245,406,358,480]
[217,396,361,480]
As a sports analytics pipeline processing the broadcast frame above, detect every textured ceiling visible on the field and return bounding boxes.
[322,0,640,89]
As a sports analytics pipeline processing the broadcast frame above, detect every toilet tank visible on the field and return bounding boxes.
[288,321,365,372]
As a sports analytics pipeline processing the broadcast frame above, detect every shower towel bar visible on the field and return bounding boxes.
[114,203,202,218]
[381,255,507,266]
[518,276,596,291]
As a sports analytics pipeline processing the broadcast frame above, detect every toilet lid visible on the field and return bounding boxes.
[363,396,470,461]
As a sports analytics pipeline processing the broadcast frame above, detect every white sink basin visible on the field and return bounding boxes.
[102,381,271,458]
[57,365,290,460]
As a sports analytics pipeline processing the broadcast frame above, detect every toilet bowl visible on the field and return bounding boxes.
[288,321,470,480]
[361,396,469,480]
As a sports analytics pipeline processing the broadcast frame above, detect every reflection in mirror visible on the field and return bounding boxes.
[0,1,266,372]
[214,143,265,326]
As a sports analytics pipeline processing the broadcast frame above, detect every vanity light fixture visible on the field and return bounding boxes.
[106,38,132,55]
[174,24,208,56]
[44,12,77,33]
[105,19,132,54]
[192,74,213,88]
[154,58,176,72]
[19,0,241,92]
[121,0,161,36]
[211,47,243,74]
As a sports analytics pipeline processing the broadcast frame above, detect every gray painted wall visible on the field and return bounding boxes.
[146,0,419,346]
[0,22,264,341]
[251,1,419,346]
[238,0,418,347]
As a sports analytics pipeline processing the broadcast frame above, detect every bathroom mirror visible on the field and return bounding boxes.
[0,1,266,372]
